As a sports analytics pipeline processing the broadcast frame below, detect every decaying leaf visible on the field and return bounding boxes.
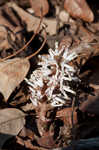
[0,58,30,101]
[30,0,49,17]
[0,108,25,148]
[7,2,57,35]
[0,26,9,50]
[64,0,94,22]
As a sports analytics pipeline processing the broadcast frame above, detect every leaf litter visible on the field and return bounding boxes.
[0,108,25,148]
[0,0,99,150]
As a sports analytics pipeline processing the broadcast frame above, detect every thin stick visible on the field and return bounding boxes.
[0,17,43,62]
[26,29,47,60]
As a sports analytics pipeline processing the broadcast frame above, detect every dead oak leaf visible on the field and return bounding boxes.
[0,58,30,101]
[0,108,25,148]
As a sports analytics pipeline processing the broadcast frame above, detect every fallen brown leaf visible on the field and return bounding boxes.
[0,108,25,148]
[56,107,77,126]
[64,0,94,22]
[30,0,49,17]
[7,2,57,35]
[37,134,56,149]
[0,58,30,101]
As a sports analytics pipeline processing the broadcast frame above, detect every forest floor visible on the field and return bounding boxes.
[0,0,99,150]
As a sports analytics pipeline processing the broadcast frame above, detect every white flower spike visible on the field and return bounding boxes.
[25,42,79,107]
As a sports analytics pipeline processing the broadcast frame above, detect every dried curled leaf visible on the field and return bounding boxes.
[64,0,94,22]
[0,58,30,101]
[0,108,25,148]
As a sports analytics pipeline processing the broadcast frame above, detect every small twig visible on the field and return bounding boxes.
[26,29,47,60]
[71,96,79,150]
[0,16,43,62]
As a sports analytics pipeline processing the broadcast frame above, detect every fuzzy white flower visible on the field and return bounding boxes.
[25,42,79,107]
